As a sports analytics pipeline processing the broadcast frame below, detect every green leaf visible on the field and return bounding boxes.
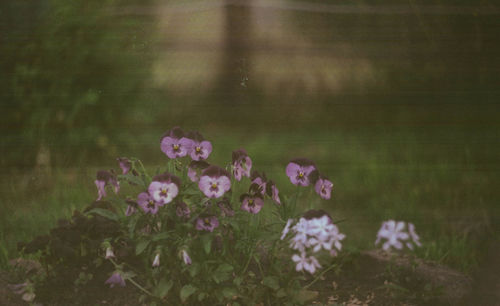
[85,208,118,221]
[198,292,207,302]
[276,288,287,298]
[118,173,145,187]
[201,235,211,255]
[292,289,318,304]
[222,287,238,298]
[212,264,233,284]
[154,278,173,299]
[233,276,243,286]
[152,231,171,241]
[135,240,150,255]
[188,263,200,277]
[262,276,280,291]
[180,284,197,302]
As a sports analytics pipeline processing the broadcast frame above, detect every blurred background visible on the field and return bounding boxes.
[1,0,499,279]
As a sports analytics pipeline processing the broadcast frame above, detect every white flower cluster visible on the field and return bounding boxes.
[375,220,422,251]
[281,215,345,274]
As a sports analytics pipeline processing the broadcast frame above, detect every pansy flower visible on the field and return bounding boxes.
[187,160,210,183]
[232,149,252,181]
[217,198,235,217]
[125,198,138,216]
[195,215,219,232]
[285,158,317,186]
[160,127,193,159]
[116,157,132,175]
[175,201,191,219]
[266,180,281,205]
[148,173,181,205]
[198,166,231,198]
[105,271,126,288]
[240,193,264,214]
[95,170,120,201]
[250,171,267,195]
[314,175,333,200]
[187,131,212,161]
[137,192,159,214]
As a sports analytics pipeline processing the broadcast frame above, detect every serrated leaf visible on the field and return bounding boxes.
[180,284,197,302]
[154,278,173,299]
[201,235,211,255]
[215,263,233,273]
[262,276,280,291]
[233,276,243,286]
[85,208,118,221]
[135,240,150,255]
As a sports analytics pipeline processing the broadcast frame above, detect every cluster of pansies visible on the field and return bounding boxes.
[90,126,423,299]
[281,210,345,274]
[285,158,333,200]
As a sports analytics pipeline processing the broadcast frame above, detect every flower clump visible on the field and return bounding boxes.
[81,126,426,305]
[375,220,422,251]
[281,210,345,274]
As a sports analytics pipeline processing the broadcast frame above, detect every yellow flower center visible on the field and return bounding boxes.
[211,182,218,189]
[298,172,304,178]
[195,147,201,152]
[204,218,211,225]
[161,189,167,195]
[173,144,179,150]
[248,199,254,206]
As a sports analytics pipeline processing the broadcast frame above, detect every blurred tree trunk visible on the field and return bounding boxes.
[215,1,252,102]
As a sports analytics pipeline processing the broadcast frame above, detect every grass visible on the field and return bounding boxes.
[1,122,498,274]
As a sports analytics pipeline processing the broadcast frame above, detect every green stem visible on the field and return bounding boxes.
[304,263,337,289]
[127,277,154,296]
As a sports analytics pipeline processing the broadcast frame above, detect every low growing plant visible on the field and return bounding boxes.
[18,126,424,305]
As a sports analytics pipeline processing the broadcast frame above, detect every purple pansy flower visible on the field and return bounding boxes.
[137,192,159,214]
[160,127,193,159]
[95,170,120,201]
[217,198,235,217]
[148,173,181,205]
[232,149,252,181]
[266,180,281,205]
[187,160,210,183]
[286,158,317,186]
[125,198,138,216]
[105,272,126,288]
[187,131,212,161]
[240,194,265,214]
[314,176,333,200]
[195,215,219,232]
[175,201,191,219]
[198,166,231,198]
[116,157,132,175]
[250,171,267,195]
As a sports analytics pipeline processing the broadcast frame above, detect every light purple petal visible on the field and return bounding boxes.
[95,180,106,200]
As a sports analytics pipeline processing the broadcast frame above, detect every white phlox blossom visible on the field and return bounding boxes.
[282,212,346,274]
[292,252,321,274]
[375,220,421,251]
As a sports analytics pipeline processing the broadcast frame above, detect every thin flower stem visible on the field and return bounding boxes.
[304,263,337,289]
[109,258,153,296]
[136,159,150,180]
[127,277,154,296]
